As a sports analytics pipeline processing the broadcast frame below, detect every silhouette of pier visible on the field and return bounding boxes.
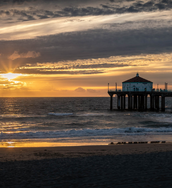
[108,90,172,111]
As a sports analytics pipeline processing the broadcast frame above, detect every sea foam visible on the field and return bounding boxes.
[1,127,172,140]
[48,113,73,116]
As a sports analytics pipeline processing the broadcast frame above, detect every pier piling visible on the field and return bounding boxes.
[108,91,171,111]
[117,95,120,109]
[161,95,165,111]
[144,95,147,110]
[134,95,137,109]
[110,95,113,111]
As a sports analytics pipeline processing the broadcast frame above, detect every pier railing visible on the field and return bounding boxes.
[109,90,171,93]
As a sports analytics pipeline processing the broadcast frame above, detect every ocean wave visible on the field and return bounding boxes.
[76,112,113,117]
[48,113,73,116]
[0,114,46,119]
[1,127,172,140]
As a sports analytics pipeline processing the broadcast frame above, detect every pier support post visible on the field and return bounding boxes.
[152,96,155,110]
[138,95,140,109]
[141,95,144,110]
[128,94,131,110]
[150,95,155,110]
[138,95,142,110]
[110,95,113,111]
[161,95,165,111]
[157,96,160,110]
[128,94,132,110]
[123,95,126,109]
[130,95,133,109]
[134,95,137,109]
[155,96,159,110]
[117,95,120,109]
[144,94,147,110]
[121,95,123,110]
[120,95,125,110]
[150,95,152,110]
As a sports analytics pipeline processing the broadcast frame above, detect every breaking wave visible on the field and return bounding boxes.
[48,113,73,116]
[1,127,172,140]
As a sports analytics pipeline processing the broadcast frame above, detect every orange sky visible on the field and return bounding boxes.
[0,53,172,97]
[0,0,172,97]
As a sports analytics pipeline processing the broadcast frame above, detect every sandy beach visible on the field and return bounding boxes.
[0,143,172,187]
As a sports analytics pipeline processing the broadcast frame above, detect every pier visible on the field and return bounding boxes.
[108,73,172,111]
[108,90,172,111]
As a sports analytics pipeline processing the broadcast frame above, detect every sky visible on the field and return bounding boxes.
[0,0,172,97]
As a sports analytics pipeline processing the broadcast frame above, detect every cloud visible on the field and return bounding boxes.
[1,0,172,19]
[0,76,24,91]
[1,8,172,41]
[1,0,172,24]
[8,51,40,60]
[0,0,172,77]
[0,20,171,76]
[0,80,12,85]
[13,69,103,75]
[73,63,129,69]
[22,61,129,70]
[75,87,86,92]
[1,22,172,65]
[10,56,134,75]
[0,0,172,96]
[0,0,35,3]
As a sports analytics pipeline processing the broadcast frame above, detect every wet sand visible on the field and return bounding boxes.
[0,143,172,187]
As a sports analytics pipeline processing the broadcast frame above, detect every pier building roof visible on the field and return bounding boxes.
[123,73,152,83]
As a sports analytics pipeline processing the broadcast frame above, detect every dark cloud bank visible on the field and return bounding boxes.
[1,0,172,22]
[1,0,172,74]
[1,26,172,66]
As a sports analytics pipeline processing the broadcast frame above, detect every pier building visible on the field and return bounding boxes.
[122,73,152,92]
[108,73,172,111]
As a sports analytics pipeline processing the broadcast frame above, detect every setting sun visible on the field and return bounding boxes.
[1,73,21,81]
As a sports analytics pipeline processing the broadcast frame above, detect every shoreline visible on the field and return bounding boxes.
[1,133,172,148]
[0,142,172,162]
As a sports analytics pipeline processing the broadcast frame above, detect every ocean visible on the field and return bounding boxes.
[0,97,172,147]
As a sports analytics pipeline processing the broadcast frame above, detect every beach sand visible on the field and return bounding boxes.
[0,143,172,187]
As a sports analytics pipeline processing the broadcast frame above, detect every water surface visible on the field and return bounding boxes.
[0,97,172,147]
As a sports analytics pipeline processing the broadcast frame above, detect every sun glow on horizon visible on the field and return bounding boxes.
[1,73,22,81]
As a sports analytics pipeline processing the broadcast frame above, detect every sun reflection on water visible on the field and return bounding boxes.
[0,139,108,148]
[3,141,16,148]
